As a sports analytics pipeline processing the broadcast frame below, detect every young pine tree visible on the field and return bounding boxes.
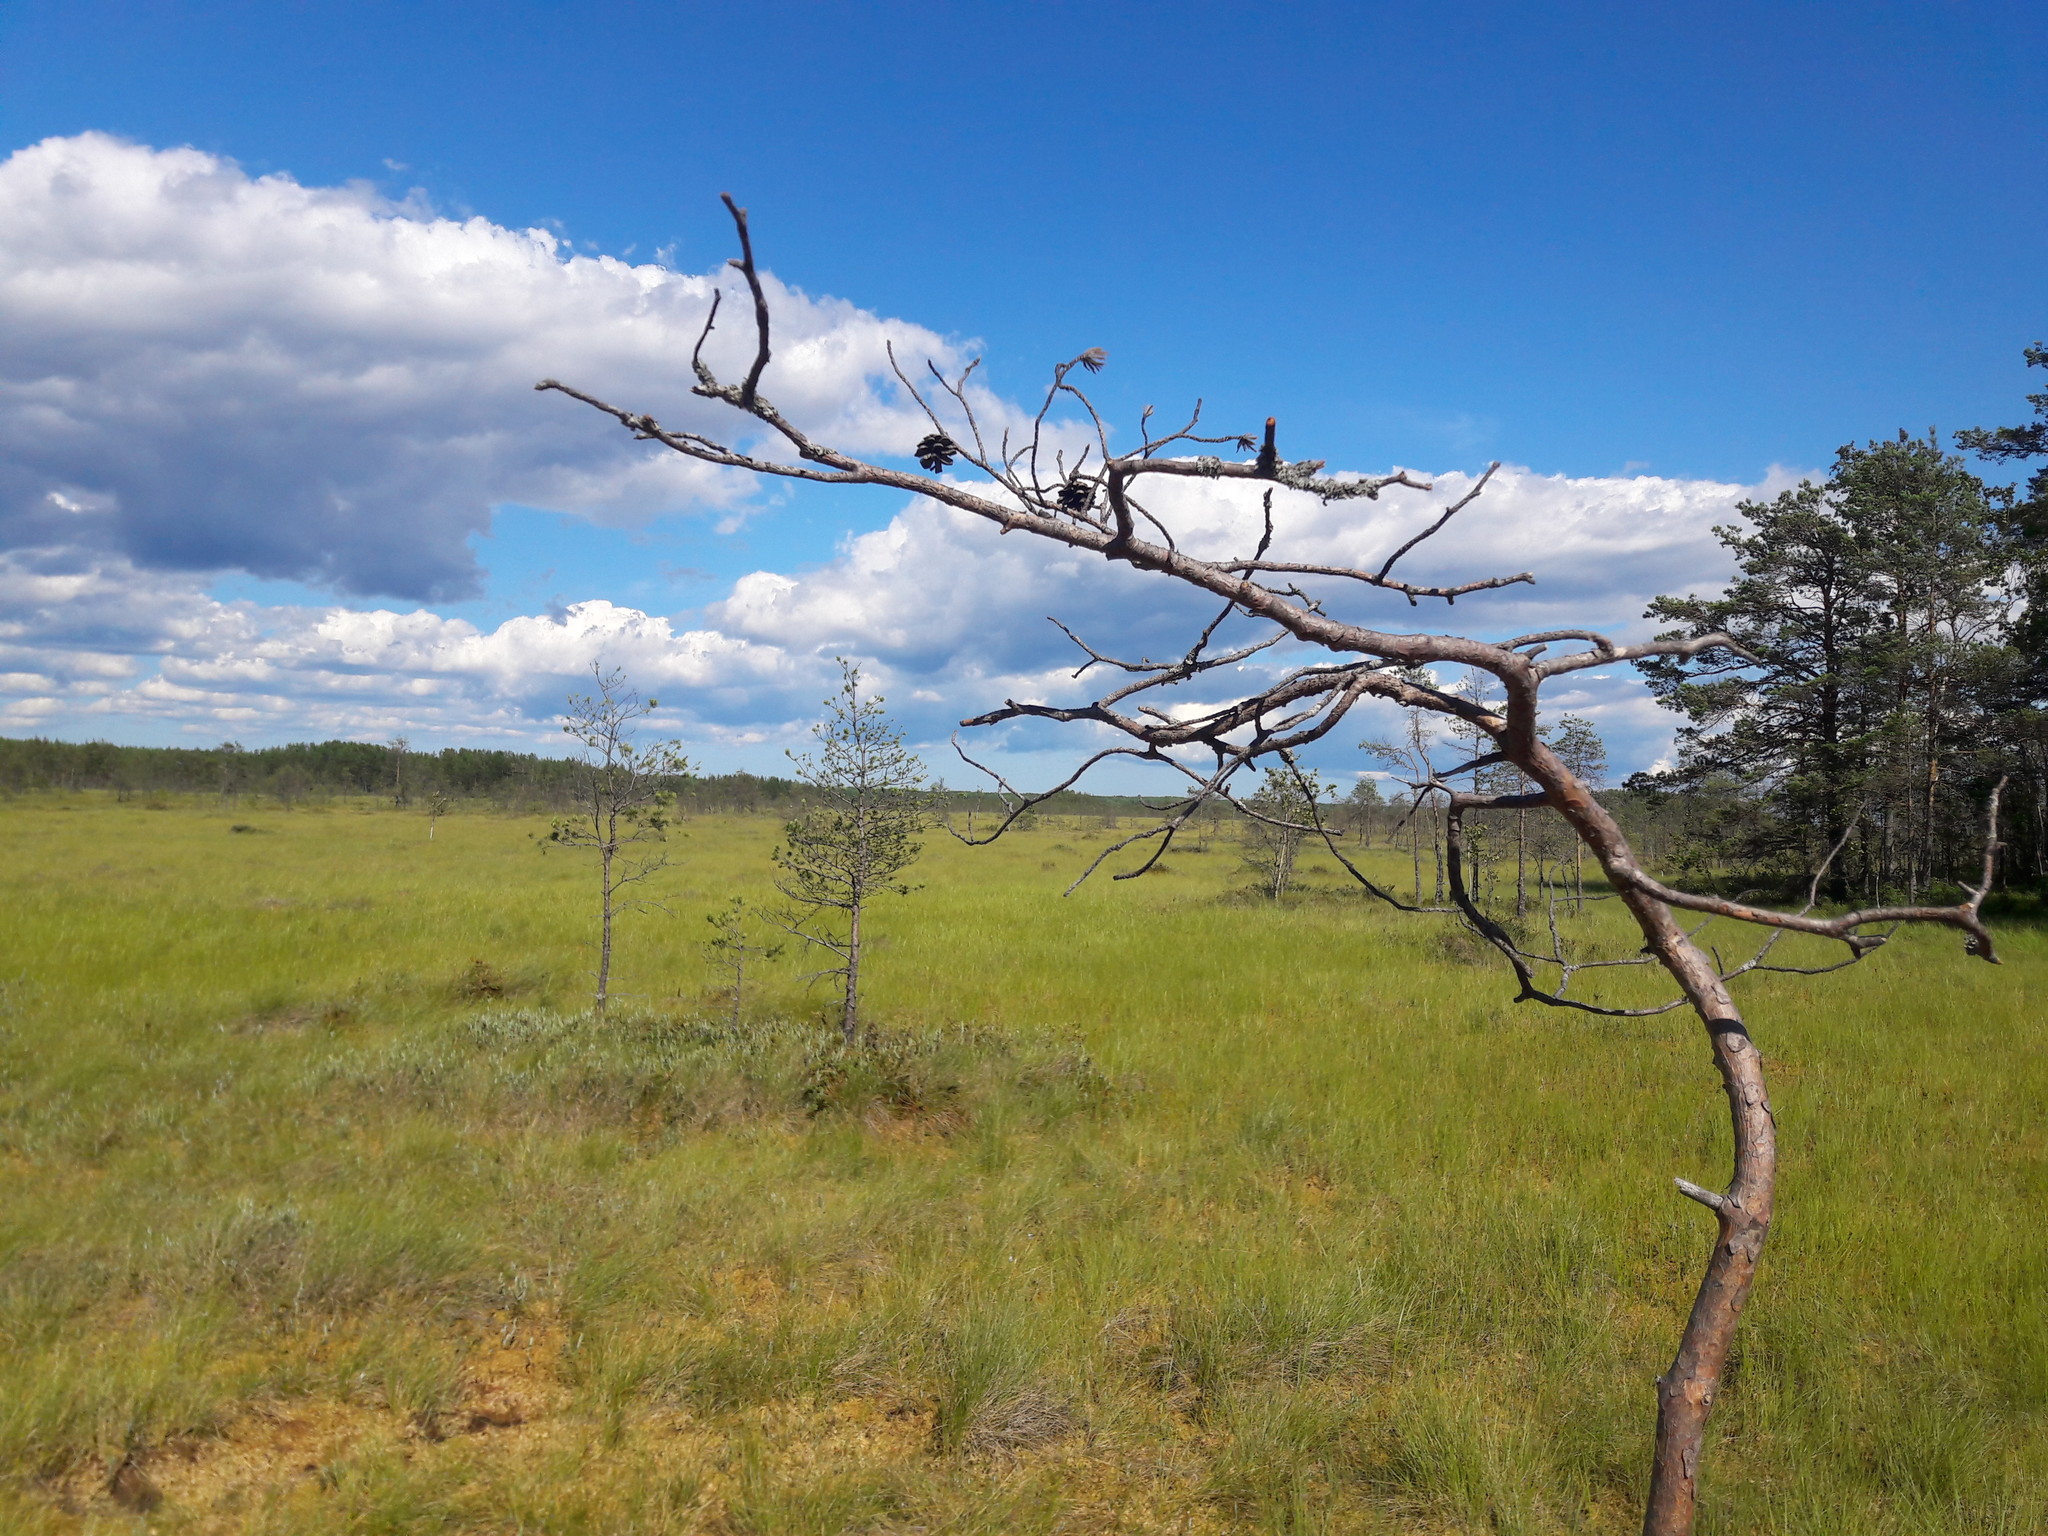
[774,661,932,1045]
[1343,775,1385,845]
[547,665,692,1019]
[1241,760,1328,899]
[701,896,783,1030]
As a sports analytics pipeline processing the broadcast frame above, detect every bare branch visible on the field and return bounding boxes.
[690,287,723,388]
[1275,754,1450,914]
[1606,780,2005,964]
[1443,795,1691,1017]
[1217,557,1536,603]
[1675,1178,1726,1212]
[945,736,1168,847]
[1377,462,1500,582]
[719,194,772,410]
[1537,629,1758,678]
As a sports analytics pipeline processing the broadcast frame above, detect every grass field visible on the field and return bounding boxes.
[1,792,2042,1534]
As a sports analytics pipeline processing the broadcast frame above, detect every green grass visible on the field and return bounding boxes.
[0,792,2042,1533]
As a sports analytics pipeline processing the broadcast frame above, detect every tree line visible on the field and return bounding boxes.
[0,734,629,806]
[0,731,1159,823]
[1632,362,2048,901]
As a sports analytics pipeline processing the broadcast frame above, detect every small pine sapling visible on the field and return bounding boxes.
[773,660,931,1045]
[1240,758,1328,899]
[546,664,692,1019]
[701,896,783,1029]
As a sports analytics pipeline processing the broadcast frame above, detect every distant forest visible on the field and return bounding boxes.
[0,733,1159,821]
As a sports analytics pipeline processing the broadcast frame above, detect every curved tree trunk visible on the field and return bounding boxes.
[1617,887,1777,1536]
[1529,749,1777,1536]
[1451,765,1776,1536]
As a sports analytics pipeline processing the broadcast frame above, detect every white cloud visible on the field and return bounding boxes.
[699,462,1792,773]
[0,460,1794,776]
[0,548,834,747]
[712,463,1773,668]
[0,133,1805,778]
[0,132,960,599]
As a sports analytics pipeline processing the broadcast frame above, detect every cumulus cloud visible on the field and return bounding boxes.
[701,462,1794,769]
[0,133,1795,775]
[0,549,832,746]
[0,133,958,599]
[0,461,1787,775]
[713,464,1776,668]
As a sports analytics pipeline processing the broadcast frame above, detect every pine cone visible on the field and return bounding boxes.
[915,433,958,472]
[1057,478,1096,513]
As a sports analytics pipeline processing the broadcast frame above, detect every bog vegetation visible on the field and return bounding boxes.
[1,788,2041,1534]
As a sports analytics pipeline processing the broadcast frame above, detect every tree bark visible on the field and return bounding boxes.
[1528,747,1776,1536]
[596,844,614,1019]
[1597,885,1776,1536]
[842,899,862,1046]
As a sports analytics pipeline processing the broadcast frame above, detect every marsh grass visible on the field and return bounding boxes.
[0,793,2042,1532]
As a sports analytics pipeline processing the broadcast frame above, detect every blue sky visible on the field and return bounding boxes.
[0,1,2041,780]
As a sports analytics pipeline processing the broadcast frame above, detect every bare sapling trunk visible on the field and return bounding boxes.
[1431,801,1446,903]
[540,194,2009,1534]
[597,836,617,1015]
[844,900,862,1042]
[1516,808,1528,919]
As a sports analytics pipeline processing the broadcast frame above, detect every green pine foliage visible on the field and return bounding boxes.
[1638,429,2048,899]
[774,661,934,1043]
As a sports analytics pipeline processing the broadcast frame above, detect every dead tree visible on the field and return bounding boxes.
[538,196,2007,1536]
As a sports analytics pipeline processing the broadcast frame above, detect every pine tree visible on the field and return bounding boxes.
[701,896,783,1030]
[547,665,691,1018]
[1639,434,2015,897]
[774,661,932,1045]
[1241,760,1327,899]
